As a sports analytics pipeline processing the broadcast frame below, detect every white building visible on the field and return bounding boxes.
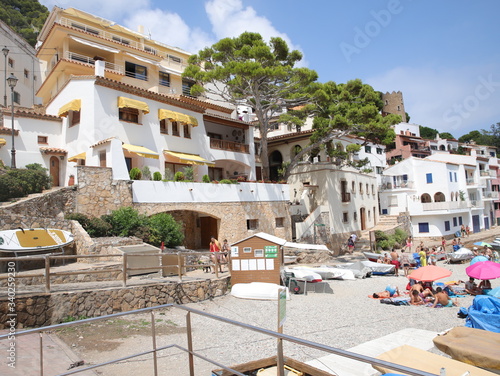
[379,154,497,238]
[0,19,41,109]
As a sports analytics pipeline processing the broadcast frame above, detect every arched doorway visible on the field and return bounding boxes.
[168,210,220,250]
[49,156,60,186]
[421,193,432,203]
[434,192,446,202]
[269,150,283,181]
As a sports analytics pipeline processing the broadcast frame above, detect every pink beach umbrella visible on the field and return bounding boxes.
[466,261,500,280]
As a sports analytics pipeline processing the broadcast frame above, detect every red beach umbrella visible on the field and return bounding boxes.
[466,261,500,280]
[408,265,452,282]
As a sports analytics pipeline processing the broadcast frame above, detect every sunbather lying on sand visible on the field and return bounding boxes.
[431,287,458,308]
[372,286,400,299]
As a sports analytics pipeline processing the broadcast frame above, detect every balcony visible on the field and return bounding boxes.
[64,51,124,74]
[480,170,495,178]
[379,181,414,191]
[210,138,249,153]
[421,201,468,211]
[483,191,500,200]
[466,178,477,186]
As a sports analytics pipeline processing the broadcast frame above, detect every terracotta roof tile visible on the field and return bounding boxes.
[39,147,67,155]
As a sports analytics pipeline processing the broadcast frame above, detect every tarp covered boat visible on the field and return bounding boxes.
[433,326,500,371]
[446,247,474,263]
[0,228,74,253]
[359,260,395,275]
[460,295,500,333]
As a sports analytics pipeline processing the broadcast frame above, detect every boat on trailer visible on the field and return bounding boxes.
[0,228,74,255]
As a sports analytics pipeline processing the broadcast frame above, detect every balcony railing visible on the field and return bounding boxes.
[59,18,189,71]
[64,51,124,74]
[466,178,477,185]
[379,181,414,190]
[210,138,249,153]
[421,201,468,211]
[483,191,500,199]
[480,170,495,177]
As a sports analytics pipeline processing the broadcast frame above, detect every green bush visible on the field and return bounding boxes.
[148,212,184,247]
[0,164,51,202]
[66,213,91,229]
[104,207,149,237]
[129,167,142,180]
[87,217,112,237]
[219,179,233,184]
[141,166,152,180]
[393,229,407,246]
[153,171,162,181]
[174,171,185,181]
[202,174,210,183]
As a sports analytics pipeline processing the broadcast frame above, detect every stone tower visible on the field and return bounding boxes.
[382,91,406,122]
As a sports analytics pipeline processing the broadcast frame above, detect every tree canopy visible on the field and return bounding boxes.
[419,125,439,140]
[183,32,318,180]
[0,0,49,47]
[280,79,400,178]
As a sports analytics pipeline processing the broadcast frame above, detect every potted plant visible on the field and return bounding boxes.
[68,174,75,186]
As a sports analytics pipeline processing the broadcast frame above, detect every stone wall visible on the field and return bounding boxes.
[75,166,133,217]
[0,186,76,220]
[0,277,230,329]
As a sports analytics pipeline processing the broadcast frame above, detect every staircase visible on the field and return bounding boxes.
[357,215,400,252]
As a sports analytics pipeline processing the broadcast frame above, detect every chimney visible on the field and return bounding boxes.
[95,60,105,77]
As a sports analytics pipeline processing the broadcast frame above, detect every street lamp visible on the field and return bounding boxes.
[7,73,18,168]
[2,46,9,107]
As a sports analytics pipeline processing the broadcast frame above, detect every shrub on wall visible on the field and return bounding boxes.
[153,171,162,181]
[102,207,149,237]
[174,171,185,181]
[129,168,142,180]
[0,163,52,202]
[202,174,210,183]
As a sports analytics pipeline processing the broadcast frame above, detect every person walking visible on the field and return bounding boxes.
[400,249,411,277]
[209,236,223,273]
[347,236,355,254]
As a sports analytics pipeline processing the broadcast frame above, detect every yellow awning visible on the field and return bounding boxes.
[158,109,198,126]
[68,152,86,162]
[58,99,81,117]
[123,143,159,159]
[0,138,6,146]
[164,150,214,166]
[118,97,149,114]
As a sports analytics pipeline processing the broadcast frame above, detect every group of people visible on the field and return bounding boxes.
[465,277,492,295]
[209,236,230,273]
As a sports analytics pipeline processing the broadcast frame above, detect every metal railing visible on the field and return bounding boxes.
[0,251,228,294]
[64,51,124,74]
[0,303,438,376]
[210,138,250,153]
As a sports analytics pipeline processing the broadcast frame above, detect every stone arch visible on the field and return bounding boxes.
[421,193,432,203]
[439,145,446,151]
[434,192,446,202]
[291,144,302,158]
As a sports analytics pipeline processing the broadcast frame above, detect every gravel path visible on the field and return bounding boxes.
[57,258,485,376]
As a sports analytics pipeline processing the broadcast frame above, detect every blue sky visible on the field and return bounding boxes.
[40,0,500,139]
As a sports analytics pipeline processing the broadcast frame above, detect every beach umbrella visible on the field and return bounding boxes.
[466,261,500,280]
[470,255,489,265]
[473,241,492,247]
[408,265,452,282]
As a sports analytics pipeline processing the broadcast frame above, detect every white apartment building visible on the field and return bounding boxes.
[379,154,497,238]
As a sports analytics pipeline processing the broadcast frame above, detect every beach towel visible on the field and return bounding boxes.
[380,297,410,306]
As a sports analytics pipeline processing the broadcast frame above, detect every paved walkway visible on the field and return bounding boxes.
[0,329,96,376]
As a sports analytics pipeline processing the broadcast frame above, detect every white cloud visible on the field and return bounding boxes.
[205,0,308,66]
[367,65,500,136]
[123,9,214,54]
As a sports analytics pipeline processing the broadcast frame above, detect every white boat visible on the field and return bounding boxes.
[231,282,290,300]
[446,247,474,263]
[291,265,354,280]
[0,228,74,253]
[283,255,298,264]
[359,260,395,275]
[363,251,417,265]
[284,267,323,282]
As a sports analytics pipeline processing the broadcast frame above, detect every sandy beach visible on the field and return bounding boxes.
[53,255,489,376]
